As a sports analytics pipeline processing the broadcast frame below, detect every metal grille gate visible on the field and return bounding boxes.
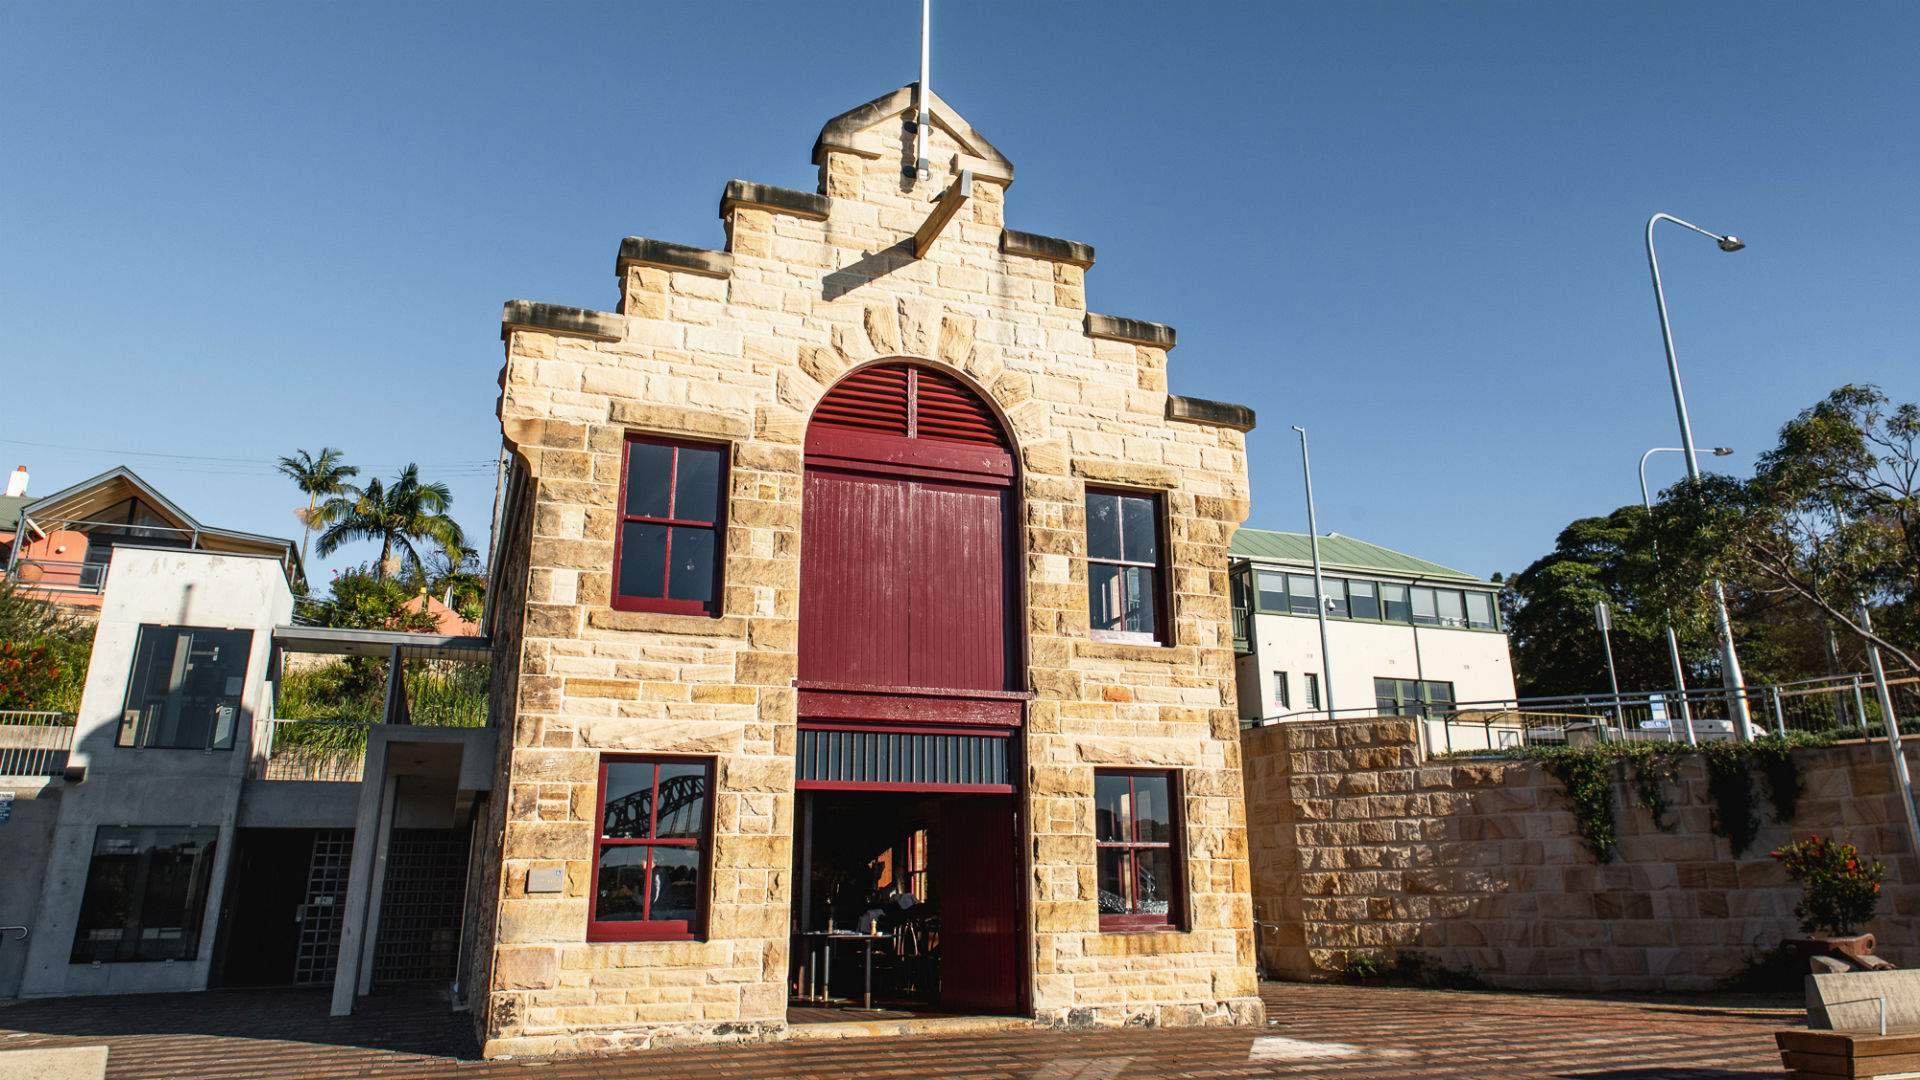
[294,829,354,986]
[372,827,470,986]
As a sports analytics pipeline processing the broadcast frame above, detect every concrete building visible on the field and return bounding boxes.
[1,536,495,1006]
[1229,529,1517,743]
[469,83,1262,1056]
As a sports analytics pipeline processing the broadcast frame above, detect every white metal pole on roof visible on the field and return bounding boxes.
[914,0,931,183]
[1292,426,1336,717]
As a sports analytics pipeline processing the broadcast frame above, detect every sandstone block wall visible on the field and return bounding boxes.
[472,87,1261,1056]
[1243,718,1920,992]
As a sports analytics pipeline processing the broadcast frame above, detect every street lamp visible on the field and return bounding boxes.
[1292,426,1335,717]
[1646,212,1754,740]
[1639,445,1734,746]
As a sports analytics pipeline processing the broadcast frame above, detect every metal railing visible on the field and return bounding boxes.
[3,557,110,594]
[255,718,371,782]
[0,710,76,776]
[1240,671,1920,752]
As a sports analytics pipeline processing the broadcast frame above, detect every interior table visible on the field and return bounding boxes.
[793,930,891,1010]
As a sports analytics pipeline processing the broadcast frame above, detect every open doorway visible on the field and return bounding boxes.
[217,828,352,987]
[790,791,1019,1021]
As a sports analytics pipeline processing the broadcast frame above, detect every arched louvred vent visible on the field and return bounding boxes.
[913,367,1006,447]
[810,363,911,438]
[810,362,1008,450]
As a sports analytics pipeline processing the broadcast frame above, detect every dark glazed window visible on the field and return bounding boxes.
[1086,490,1166,645]
[1380,583,1411,623]
[589,756,713,941]
[1095,770,1183,930]
[1466,591,1498,630]
[1348,580,1382,620]
[117,626,252,750]
[70,826,219,963]
[613,437,726,616]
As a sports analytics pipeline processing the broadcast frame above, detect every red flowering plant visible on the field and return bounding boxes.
[1771,835,1886,936]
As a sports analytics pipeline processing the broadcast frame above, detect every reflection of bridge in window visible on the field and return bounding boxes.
[603,771,706,839]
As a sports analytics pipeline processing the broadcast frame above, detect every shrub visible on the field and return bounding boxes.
[0,581,95,711]
[1772,835,1885,936]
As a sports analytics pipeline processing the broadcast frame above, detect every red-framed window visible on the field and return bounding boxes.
[1094,769,1184,931]
[1085,488,1168,645]
[588,756,714,942]
[612,435,727,616]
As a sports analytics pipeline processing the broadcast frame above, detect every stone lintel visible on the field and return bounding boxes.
[719,180,831,222]
[615,237,734,279]
[1167,394,1256,432]
[1085,312,1176,350]
[1001,229,1095,268]
[500,300,622,343]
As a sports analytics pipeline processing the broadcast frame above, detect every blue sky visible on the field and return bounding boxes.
[3,2,1914,585]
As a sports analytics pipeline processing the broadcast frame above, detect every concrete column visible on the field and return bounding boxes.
[329,732,392,1016]
[356,773,399,997]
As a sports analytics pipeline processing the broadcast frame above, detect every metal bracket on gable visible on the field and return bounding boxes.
[912,169,972,259]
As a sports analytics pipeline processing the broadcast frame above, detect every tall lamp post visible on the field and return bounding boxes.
[1646,212,1754,740]
[1639,445,1733,746]
[1292,426,1336,717]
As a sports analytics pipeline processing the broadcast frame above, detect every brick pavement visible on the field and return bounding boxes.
[0,982,1795,1079]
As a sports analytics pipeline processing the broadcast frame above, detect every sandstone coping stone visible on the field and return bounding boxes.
[1085,312,1176,350]
[1809,969,1920,1031]
[0,1047,108,1080]
[1167,394,1256,432]
[812,83,1013,183]
[616,237,734,278]
[718,180,831,222]
[501,301,622,342]
[1001,229,1095,268]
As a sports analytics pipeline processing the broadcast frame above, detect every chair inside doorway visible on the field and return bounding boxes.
[789,790,1016,1022]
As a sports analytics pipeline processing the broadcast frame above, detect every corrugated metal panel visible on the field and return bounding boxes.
[795,728,1009,787]
[1228,527,1487,583]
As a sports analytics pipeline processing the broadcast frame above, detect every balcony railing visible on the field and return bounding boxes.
[4,557,110,595]
[0,711,76,776]
[256,718,372,782]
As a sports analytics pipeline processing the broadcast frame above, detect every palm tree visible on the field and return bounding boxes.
[276,448,360,568]
[315,465,466,580]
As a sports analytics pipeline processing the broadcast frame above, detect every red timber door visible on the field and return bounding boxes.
[799,362,1021,719]
[938,797,1019,1013]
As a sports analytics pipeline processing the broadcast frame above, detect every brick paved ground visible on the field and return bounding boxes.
[0,981,1795,1079]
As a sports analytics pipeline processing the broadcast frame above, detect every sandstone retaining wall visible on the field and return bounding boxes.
[1243,718,1920,992]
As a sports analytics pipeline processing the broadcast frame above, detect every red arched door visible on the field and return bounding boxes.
[799,362,1020,713]
[796,361,1023,1015]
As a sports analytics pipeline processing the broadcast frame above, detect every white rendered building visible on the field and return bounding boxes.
[1229,529,1517,742]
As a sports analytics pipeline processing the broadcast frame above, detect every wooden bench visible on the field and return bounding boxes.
[1777,1029,1920,1078]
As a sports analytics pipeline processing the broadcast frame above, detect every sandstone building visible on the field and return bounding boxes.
[470,85,1262,1055]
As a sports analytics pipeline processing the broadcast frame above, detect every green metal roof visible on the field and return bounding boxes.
[0,494,29,529]
[1229,528,1486,584]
